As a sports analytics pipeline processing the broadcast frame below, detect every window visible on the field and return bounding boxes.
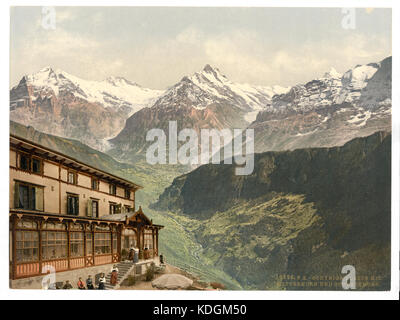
[94,233,111,255]
[124,205,131,213]
[125,188,131,199]
[91,178,99,190]
[123,229,137,249]
[19,154,30,170]
[67,171,77,184]
[86,199,99,218]
[67,194,79,216]
[109,203,120,215]
[32,158,42,174]
[91,200,99,218]
[86,233,93,255]
[18,153,42,174]
[112,233,118,253]
[15,231,39,263]
[109,184,116,195]
[144,230,153,250]
[15,182,44,211]
[70,232,84,257]
[41,231,67,260]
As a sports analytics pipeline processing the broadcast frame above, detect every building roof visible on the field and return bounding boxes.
[99,206,164,229]
[99,211,136,222]
[10,134,142,190]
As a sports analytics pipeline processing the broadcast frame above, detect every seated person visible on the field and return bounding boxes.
[86,275,94,290]
[77,277,86,290]
[62,280,73,289]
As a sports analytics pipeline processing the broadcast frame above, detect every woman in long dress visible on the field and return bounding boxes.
[110,265,119,285]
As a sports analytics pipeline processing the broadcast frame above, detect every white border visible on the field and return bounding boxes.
[0,0,398,300]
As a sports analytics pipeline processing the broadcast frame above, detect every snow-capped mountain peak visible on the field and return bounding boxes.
[268,59,387,113]
[341,63,379,90]
[200,64,228,82]
[13,67,164,117]
[153,64,289,122]
[104,76,139,87]
[323,67,341,79]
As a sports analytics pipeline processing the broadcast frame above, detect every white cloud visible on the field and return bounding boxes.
[171,27,391,86]
[11,21,391,89]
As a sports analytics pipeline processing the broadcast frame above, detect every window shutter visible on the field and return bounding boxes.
[75,197,79,216]
[14,181,20,208]
[30,186,36,210]
[87,199,92,217]
[35,187,44,211]
[67,196,71,214]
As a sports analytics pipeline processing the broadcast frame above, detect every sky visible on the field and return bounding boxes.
[10,7,392,89]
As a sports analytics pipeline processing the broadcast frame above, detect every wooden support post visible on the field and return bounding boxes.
[58,163,61,215]
[92,227,95,265]
[156,229,159,257]
[110,231,113,258]
[117,226,122,262]
[83,228,87,267]
[38,220,42,275]
[67,222,71,270]
[11,217,17,280]
[152,229,155,258]
[137,227,142,260]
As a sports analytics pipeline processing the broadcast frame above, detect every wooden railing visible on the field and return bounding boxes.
[42,258,68,272]
[14,253,117,279]
[70,257,85,269]
[94,254,112,266]
[16,262,40,277]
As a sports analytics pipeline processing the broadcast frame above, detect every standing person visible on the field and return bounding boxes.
[133,247,139,263]
[128,247,134,261]
[110,265,119,286]
[98,273,106,290]
[86,275,94,290]
[77,277,86,290]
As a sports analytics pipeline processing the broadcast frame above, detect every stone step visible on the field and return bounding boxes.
[108,268,131,272]
[106,271,130,277]
[102,261,137,290]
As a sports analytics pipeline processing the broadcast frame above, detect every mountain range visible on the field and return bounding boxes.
[10,67,163,150]
[10,57,391,160]
[250,56,391,153]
